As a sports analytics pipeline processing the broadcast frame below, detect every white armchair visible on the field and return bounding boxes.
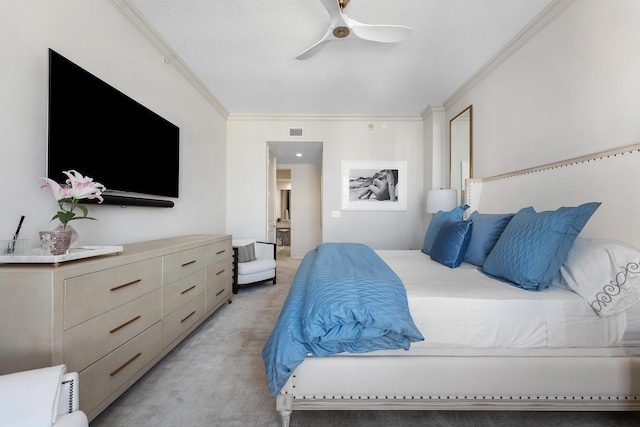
[0,364,88,427]
[232,239,277,294]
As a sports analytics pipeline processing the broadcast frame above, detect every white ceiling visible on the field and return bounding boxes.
[127,0,554,117]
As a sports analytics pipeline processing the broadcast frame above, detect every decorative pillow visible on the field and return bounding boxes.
[430,220,473,268]
[551,237,640,316]
[463,211,514,266]
[422,204,469,255]
[480,202,601,291]
[237,242,256,263]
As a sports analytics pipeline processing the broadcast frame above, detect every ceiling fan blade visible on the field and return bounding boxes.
[296,37,332,60]
[347,17,413,43]
[320,0,343,23]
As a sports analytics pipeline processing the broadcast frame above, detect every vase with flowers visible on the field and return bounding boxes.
[39,170,106,255]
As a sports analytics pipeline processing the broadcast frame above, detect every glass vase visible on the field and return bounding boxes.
[39,229,72,256]
[55,223,79,248]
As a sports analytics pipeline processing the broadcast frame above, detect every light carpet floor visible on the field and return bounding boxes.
[90,250,640,427]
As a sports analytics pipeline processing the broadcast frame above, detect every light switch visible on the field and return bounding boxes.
[332,211,341,218]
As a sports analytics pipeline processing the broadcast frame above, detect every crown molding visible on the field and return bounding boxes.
[109,0,230,119]
[227,114,423,122]
[420,105,445,120]
[442,0,577,110]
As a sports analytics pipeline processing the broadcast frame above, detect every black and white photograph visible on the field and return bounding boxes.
[341,161,407,211]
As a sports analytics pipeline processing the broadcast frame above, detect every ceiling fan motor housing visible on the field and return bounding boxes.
[333,26,350,38]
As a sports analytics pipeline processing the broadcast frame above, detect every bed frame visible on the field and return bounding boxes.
[275,144,640,426]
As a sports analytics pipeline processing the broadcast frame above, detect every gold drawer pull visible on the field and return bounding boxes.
[216,269,225,276]
[181,310,196,323]
[109,315,141,334]
[110,352,141,376]
[181,285,196,295]
[181,260,196,267]
[215,289,225,296]
[110,279,141,291]
[216,249,226,255]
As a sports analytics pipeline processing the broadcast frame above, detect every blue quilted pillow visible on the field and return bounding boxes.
[422,204,469,255]
[480,202,601,291]
[430,220,473,268]
[463,211,514,266]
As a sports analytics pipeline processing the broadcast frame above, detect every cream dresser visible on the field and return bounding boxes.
[0,234,232,421]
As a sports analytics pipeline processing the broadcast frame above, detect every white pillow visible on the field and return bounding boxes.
[552,237,640,316]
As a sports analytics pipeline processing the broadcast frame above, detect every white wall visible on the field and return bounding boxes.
[227,118,424,251]
[444,0,640,180]
[1,1,227,246]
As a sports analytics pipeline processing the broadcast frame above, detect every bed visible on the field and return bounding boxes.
[262,144,640,427]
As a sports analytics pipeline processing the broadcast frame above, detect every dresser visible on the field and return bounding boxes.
[0,234,232,421]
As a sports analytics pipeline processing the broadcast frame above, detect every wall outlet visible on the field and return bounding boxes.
[332,211,341,218]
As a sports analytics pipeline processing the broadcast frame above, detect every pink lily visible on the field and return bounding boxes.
[39,177,72,201]
[63,170,105,203]
[39,170,107,229]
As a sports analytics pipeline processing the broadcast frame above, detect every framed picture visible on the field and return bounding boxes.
[341,161,407,211]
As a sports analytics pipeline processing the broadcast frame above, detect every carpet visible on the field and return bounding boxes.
[90,252,640,427]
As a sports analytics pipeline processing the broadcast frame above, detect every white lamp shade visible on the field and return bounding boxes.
[426,189,457,213]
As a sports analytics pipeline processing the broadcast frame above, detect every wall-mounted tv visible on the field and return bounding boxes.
[47,49,179,207]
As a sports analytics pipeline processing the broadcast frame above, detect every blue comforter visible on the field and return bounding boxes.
[262,242,424,397]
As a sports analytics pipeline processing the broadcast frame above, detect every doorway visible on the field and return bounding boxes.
[266,141,323,259]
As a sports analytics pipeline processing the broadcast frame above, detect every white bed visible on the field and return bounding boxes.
[271,144,640,427]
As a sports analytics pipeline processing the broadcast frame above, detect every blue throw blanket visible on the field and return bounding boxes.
[262,243,424,397]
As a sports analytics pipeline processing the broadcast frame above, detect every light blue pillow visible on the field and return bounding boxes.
[463,211,514,266]
[422,204,469,255]
[430,220,473,268]
[480,202,601,291]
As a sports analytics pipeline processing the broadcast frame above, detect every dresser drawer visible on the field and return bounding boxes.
[163,269,206,315]
[65,258,162,329]
[207,239,231,266]
[64,289,162,373]
[206,259,232,311]
[79,321,162,415]
[163,294,205,347]
[163,247,206,285]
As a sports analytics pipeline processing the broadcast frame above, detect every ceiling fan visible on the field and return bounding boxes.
[296,0,413,60]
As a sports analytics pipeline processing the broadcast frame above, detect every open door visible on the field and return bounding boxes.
[266,147,277,243]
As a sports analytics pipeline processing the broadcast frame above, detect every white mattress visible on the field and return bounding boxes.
[376,250,640,352]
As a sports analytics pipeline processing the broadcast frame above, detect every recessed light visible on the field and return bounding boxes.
[296,153,302,157]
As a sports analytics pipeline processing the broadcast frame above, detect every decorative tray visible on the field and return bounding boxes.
[0,246,123,264]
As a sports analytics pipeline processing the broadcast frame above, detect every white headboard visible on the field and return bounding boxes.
[466,144,640,247]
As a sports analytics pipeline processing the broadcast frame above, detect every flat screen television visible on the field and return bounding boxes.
[47,49,179,207]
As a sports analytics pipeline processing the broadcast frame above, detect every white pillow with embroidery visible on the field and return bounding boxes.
[552,237,640,316]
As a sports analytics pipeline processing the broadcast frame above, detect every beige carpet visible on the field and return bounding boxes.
[90,251,640,427]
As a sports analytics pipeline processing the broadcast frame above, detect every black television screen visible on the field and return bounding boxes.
[47,49,179,203]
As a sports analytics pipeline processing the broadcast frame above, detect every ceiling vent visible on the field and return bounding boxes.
[289,127,303,137]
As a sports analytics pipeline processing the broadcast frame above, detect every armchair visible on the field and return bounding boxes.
[232,239,277,294]
[0,364,88,427]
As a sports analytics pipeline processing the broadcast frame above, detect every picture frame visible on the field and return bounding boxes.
[341,160,407,211]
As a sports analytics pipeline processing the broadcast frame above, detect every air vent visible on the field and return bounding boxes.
[289,127,303,137]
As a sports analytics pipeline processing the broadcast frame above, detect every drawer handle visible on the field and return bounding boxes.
[110,279,141,291]
[110,352,142,376]
[216,269,225,276]
[181,285,196,295]
[215,289,225,296]
[109,315,141,334]
[181,310,196,323]
[181,260,196,267]
[216,249,226,255]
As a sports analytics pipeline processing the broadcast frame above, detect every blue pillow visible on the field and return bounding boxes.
[430,220,473,268]
[422,204,469,255]
[463,211,514,266]
[480,202,601,291]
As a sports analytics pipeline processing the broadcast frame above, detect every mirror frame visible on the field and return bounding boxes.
[449,105,473,206]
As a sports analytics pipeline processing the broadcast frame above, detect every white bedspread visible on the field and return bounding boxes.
[376,250,630,350]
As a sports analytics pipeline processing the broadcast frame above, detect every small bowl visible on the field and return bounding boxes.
[1,238,31,255]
